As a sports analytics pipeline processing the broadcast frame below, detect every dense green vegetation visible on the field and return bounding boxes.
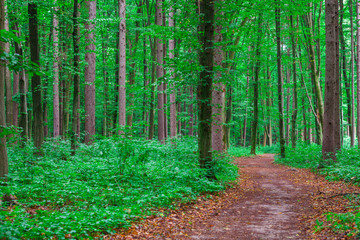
[0,138,237,239]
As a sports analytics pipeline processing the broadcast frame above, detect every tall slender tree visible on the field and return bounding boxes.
[357,0,360,149]
[349,0,355,147]
[198,0,215,179]
[250,13,262,155]
[28,3,44,154]
[84,0,96,144]
[275,0,285,158]
[323,0,339,161]
[169,5,177,138]
[53,3,60,137]
[0,0,8,178]
[71,0,80,154]
[118,0,126,135]
[156,0,165,143]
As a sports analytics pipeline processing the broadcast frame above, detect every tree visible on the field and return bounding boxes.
[250,13,262,155]
[71,0,80,154]
[0,0,8,179]
[212,16,224,153]
[357,0,360,149]
[118,0,126,135]
[84,0,96,144]
[53,3,60,138]
[323,0,339,161]
[28,3,44,154]
[290,15,298,148]
[169,5,176,138]
[198,0,215,179]
[275,0,285,158]
[156,0,165,143]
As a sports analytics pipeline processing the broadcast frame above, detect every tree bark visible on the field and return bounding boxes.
[71,0,80,154]
[290,15,298,148]
[169,6,177,138]
[84,0,96,144]
[53,4,60,137]
[0,0,8,178]
[28,3,44,154]
[4,2,11,129]
[275,0,285,158]
[156,0,165,143]
[118,0,126,135]
[357,0,360,148]
[349,0,356,147]
[212,22,224,153]
[250,13,262,155]
[323,0,339,161]
[198,0,215,179]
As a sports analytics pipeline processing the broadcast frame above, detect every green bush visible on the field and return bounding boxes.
[0,137,237,239]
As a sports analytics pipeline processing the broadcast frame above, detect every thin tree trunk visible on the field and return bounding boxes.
[4,3,11,128]
[148,36,156,140]
[290,15,298,148]
[156,0,165,143]
[169,6,176,138]
[118,0,126,135]
[275,0,285,158]
[0,0,8,178]
[84,0,96,143]
[71,0,80,154]
[28,3,44,154]
[250,13,262,155]
[53,4,60,137]
[339,0,352,141]
[357,0,360,148]
[349,0,356,147]
[188,87,194,136]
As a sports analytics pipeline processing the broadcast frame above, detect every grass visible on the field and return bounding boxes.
[0,137,238,239]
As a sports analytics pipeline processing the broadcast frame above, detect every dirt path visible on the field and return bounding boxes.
[185,154,312,239]
[108,154,359,239]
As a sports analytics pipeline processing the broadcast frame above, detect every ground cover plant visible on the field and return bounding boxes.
[0,137,237,239]
[274,142,360,237]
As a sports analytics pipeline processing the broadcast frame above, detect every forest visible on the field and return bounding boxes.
[1,0,360,239]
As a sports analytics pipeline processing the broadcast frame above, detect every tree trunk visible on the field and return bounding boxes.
[0,0,8,178]
[212,23,224,153]
[323,0,339,161]
[4,3,11,129]
[118,0,126,135]
[290,15,298,148]
[349,0,356,147]
[198,0,215,179]
[71,0,80,154]
[53,4,60,137]
[250,13,262,155]
[28,3,44,154]
[169,6,176,138]
[84,0,96,144]
[357,0,360,149]
[156,0,165,143]
[339,0,352,142]
[148,36,156,140]
[275,0,285,158]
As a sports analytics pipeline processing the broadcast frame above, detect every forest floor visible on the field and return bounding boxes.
[106,154,360,240]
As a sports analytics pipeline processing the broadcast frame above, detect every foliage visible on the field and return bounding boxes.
[0,137,237,239]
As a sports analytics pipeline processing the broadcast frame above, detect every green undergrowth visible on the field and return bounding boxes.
[274,142,360,237]
[228,144,280,157]
[0,137,238,239]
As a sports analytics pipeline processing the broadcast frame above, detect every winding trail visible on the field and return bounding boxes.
[186,154,312,239]
[109,154,359,239]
